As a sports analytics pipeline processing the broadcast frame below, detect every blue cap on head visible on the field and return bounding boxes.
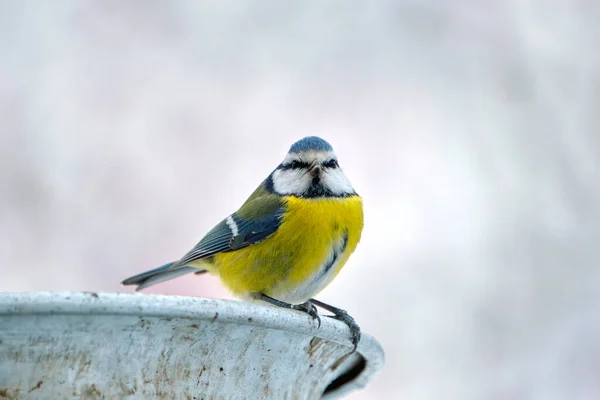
[289,136,333,153]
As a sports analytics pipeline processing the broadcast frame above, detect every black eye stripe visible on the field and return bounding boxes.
[324,159,338,168]
[279,159,339,170]
[281,160,309,170]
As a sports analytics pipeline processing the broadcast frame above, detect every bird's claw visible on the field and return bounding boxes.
[326,309,361,353]
[293,301,321,328]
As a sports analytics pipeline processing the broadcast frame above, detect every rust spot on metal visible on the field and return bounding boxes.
[308,337,323,357]
[29,381,43,392]
[330,353,351,371]
[118,382,135,395]
[81,384,101,398]
[0,388,20,399]
[138,317,151,328]
[197,366,207,385]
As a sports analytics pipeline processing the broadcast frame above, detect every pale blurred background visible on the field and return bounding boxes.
[1,1,600,399]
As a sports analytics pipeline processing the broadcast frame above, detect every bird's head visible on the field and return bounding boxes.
[268,136,356,198]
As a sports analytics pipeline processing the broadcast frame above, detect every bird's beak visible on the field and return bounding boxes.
[310,165,323,179]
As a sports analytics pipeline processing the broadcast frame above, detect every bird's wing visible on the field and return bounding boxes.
[174,190,285,267]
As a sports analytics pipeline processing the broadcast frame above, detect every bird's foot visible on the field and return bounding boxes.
[310,298,361,353]
[257,294,321,328]
[291,301,321,328]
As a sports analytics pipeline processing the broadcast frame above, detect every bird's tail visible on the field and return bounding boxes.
[121,262,206,291]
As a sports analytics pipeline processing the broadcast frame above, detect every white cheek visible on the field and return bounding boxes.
[272,169,310,195]
[323,169,355,195]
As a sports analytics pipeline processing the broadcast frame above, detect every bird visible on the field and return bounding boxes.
[122,136,364,350]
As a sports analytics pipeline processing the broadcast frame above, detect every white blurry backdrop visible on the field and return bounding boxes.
[1,1,600,399]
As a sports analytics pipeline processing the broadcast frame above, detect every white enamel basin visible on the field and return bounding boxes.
[0,292,384,399]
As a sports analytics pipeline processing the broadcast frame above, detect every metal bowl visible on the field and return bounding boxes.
[0,292,384,399]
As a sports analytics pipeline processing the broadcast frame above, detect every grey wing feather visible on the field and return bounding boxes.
[175,207,285,267]
[121,262,202,291]
[121,192,284,291]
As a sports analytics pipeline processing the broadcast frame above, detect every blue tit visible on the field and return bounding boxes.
[122,136,364,349]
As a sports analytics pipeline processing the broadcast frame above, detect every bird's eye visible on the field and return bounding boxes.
[290,160,303,169]
[325,159,338,168]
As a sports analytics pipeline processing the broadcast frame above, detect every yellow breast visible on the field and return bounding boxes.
[212,195,364,304]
